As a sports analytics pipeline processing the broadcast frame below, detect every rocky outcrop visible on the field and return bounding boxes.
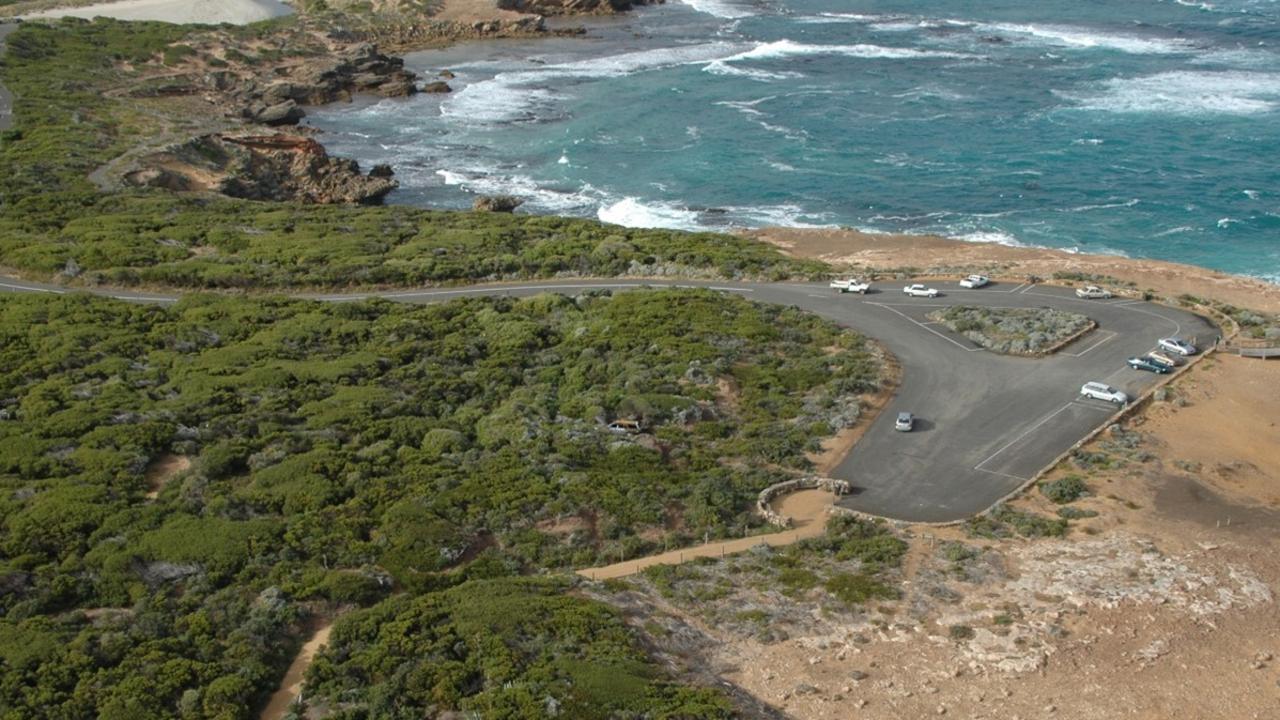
[224,42,418,127]
[473,195,523,213]
[125,134,397,205]
[357,16,561,51]
[497,0,662,15]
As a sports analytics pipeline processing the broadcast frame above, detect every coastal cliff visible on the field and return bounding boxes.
[125,133,398,205]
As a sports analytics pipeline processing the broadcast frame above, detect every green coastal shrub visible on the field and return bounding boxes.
[0,288,878,717]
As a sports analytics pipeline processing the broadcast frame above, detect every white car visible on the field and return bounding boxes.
[894,412,914,432]
[959,274,989,289]
[829,278,870,294]
[1075,285,1113,300]
[903,284,939,298]
[1157,337,1197,356]
[1080,381,1128,404]
[1147,351,1179,367]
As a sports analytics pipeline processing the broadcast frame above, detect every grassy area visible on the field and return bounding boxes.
[0,288,880,716]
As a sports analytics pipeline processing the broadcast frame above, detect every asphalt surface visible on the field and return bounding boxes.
[0,275,1218,522]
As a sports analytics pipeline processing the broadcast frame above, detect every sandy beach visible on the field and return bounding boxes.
[747,226,1280,315]
[16,0,294,25]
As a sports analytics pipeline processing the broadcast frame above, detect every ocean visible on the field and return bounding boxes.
[307,0,1280,282]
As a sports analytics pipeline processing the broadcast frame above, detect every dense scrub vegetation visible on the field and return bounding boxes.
[0,20,823,287]
[305,577,733,719]
[0,288,880,717]
[0,191,826,288]
[928,305,1092,355]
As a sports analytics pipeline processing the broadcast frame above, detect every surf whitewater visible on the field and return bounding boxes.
[309,0,1280,283]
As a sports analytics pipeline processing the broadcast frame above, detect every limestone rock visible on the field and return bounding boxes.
[474,195,524,213]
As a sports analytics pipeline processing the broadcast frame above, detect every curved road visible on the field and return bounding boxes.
[0,275,1218,522]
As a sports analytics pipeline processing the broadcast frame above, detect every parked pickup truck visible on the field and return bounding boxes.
[829,278,870,294]
[903,284,939,298]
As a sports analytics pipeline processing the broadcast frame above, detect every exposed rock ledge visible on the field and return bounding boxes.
[211,41,419,127]
[497,0,664,16]
[125,134,397,205]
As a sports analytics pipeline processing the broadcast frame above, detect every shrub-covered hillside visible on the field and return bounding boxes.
[0,19,824,288]
[0,192,826,288]
[0,288,881,718]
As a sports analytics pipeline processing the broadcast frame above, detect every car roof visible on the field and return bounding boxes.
[897,411,912,418]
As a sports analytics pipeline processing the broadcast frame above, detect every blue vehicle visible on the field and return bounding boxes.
[1127,356,1171,374]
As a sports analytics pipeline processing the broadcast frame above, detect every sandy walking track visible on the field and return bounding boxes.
[577,489,837,580]
[259,622,333,720]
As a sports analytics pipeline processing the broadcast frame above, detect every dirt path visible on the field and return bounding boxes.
[259,621,333,720]
[143,454,189,499]
[577,488,835,580]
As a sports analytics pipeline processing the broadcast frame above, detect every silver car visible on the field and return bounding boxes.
[895,412,915,431]
[1080,382,1127,404]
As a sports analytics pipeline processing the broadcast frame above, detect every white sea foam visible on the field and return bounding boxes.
[732,204,839,229]
[957,230,1027,247]
[436,166,600,214]
[678,0,755,20]
[1154,225,1197,237]
[1243,189,1260,199]
[704,60,799,81]
[1066,70,1280,115]
[724,39,968,62]
[598,197,702,230]
[442,43,741,123]
[1217,217,1240,228]
[1192,47,1280,68]
[974,22,1195,54]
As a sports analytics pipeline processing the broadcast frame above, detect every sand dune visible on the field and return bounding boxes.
[20,0,294,25]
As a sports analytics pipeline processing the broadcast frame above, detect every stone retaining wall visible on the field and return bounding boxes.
[757,476,850,527]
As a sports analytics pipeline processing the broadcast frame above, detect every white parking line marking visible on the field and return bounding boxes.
[974,466,1030,481]
[1061,330,1117,357]
[1004,283,1027,293]
[1020,284,1036,294]
[867,302,980,352]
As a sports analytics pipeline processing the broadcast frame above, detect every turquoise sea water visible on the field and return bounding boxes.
[309,0,1280,282]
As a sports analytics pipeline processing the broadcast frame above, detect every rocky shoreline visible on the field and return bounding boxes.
[59,1,628,204]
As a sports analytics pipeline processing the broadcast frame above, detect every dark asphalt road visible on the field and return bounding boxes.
[0,275,1218,522]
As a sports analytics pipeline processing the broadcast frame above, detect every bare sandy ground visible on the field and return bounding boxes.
[142,453,189,499]
[705,352,1280,720]
[748,227,1280,315]
[17,0,294,25]
[432,0,532,23]
[259,621,333,720]
[578,488,836,581]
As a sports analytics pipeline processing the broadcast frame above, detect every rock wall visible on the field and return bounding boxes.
[757,477,851,528]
